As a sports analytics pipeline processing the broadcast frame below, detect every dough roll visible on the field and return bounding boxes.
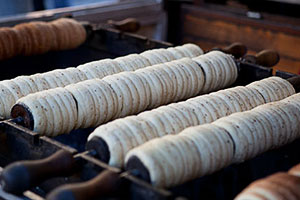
[14,51,235,136]
[1,18,86,58]
[0,43,203,118]
[235,173,300,200]
[125,93,300,188]
[88,76,294,168]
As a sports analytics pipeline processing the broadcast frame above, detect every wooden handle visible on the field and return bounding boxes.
[212,42,247,58]
[287,76,300,93]
[107,18,141,33]
[0,150,75,194]
[46,170,121,200]
[244,49,280,68]
[255,49,280,67]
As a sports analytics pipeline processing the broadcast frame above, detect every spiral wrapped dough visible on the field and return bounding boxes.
[0,43,203,118]
[15,51,235,136]
[125,92,300,188]
[236,161,300,200]
[0,18,86,58]
[88,76,294,167]
[16,88,77,135]
[289,163,300,177]
[235,173,300,200]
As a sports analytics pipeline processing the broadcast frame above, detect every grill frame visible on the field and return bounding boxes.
[0,25,299,200]
[0,25,174,200]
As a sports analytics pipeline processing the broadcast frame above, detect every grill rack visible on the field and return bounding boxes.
[0,24,174,200]
[0,25,299,200]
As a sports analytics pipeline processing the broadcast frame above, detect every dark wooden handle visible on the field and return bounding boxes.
[244,49,280,68]
[255,49,280,67]
[0,150,75,194]
[46,170,121,200]
[212,42,247,58]
[108,18,141,33]
[287,76,300,93]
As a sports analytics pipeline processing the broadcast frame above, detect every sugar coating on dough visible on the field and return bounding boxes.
[88,76,292,168]
[235,173,300,200]
[2,43,202,119]
[125,93,300,188]
[16,50,204,135]
[125,124,234,187]
[246,76,295,103]
[16,87,77,136]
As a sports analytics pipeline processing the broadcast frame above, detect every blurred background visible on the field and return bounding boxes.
[0,0,119,17]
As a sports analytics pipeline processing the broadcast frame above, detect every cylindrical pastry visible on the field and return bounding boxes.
[50,18,86,51]
[125,124,234,188]
[193,50,237,92]
[88,76,294,168]
[289,163,300,177]
[6,18,87,57]
[13,51,234,136]
[246,75,295,102]
[235,173,300,200]
[13,88,77,135]
[125,93,300,188]
[1,43,203,118]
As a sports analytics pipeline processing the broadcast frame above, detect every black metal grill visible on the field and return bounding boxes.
[0,25,299,200]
